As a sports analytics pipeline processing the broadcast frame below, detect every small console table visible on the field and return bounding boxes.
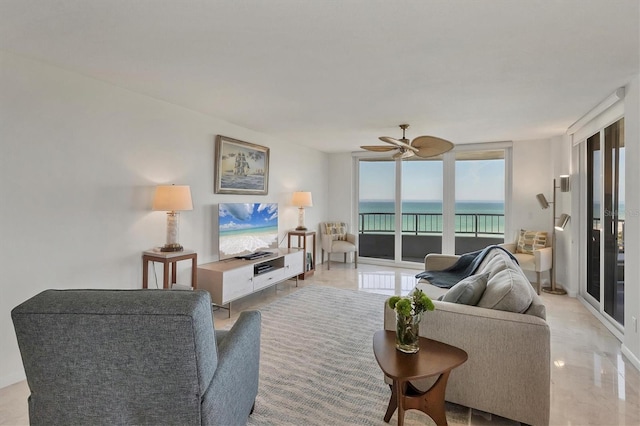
[142,249,197,289]
[287,230,316,279]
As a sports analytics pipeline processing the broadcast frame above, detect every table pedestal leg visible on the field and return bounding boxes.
[384,383,397,422]
[382,371,451,426]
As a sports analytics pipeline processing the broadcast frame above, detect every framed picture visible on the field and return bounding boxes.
[214,135,270,195]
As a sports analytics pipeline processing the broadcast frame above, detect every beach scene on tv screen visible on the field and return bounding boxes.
[219,203,278,258]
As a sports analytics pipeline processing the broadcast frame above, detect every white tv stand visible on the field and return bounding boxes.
[197,248,304,317]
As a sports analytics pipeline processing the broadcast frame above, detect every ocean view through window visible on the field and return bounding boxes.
[357,148,507,263]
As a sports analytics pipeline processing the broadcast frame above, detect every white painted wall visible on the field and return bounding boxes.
[327,152,354,224]
[510,139,554,235]
[622,74,640,368]
[0,52,328,387]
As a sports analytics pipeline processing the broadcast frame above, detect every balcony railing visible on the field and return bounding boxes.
[359,212,504,237]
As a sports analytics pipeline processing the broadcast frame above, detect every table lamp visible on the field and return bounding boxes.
[152,184,193,252]
[292,191,313,231]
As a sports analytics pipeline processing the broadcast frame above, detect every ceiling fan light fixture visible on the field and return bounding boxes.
[363,124,454,160]
[392,150,414,160]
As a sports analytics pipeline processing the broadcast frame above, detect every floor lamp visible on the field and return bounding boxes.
[536,175,571,295]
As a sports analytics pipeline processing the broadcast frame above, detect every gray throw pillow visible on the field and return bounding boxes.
[441,273,489,305]
[477,269,533,313]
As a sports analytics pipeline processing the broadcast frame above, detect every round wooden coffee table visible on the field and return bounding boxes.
[373,330,468,426]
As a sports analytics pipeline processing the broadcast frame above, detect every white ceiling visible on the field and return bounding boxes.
[0,0,638,153]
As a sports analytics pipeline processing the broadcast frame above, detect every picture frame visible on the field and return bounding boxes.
[214,135,270,195]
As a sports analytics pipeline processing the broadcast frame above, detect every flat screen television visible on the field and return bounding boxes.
[218,203,279,260]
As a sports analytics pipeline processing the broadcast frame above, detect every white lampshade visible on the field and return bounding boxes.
[152,185,193,211]
[152,185,193,252]
[292,191,313,207]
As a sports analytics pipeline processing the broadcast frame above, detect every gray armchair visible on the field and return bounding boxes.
[11,289,261,426]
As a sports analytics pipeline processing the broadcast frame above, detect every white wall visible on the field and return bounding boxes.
[327,153,354,225]
[511,139,554,234]
[0,51,328,387]
[622,74,640,368]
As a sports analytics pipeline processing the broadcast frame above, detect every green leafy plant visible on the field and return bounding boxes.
[388,289,435,352]
[388,288,435,317]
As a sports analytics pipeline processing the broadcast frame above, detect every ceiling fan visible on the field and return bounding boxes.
[361,124,454,159]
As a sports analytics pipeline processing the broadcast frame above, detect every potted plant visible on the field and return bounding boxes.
[388,289,435,353]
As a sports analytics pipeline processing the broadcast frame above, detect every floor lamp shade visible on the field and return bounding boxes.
[292,191,313,231]
[536,193,550,209]
[152,185,193,252]
[555,213,570,230]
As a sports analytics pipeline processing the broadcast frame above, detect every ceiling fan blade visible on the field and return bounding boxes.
[411,136,454,158]
[360,145,397,152]
[392,150,414,160]
[379,136,419,152]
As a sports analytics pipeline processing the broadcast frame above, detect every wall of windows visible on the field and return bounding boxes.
[357,144,509,264]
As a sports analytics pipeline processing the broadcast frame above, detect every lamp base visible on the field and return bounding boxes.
[295,226,308,231]
[541,286,567,295]
[160,244,184,252]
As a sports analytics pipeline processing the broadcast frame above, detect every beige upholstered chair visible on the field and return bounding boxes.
[501,230,552,294]
[320,222,357,270]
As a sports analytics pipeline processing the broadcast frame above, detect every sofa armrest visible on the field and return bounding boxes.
[424,253,459,271]
[346,233,356,244]
[534,246,553,272]
[203,310,261,425]
[383,300,550,426]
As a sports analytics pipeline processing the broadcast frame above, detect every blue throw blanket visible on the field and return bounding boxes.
[415,245,518,289]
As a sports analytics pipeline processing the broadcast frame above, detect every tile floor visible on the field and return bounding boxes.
[1,262,639,425]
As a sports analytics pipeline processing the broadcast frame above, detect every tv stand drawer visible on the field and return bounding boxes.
[253,267,285,291]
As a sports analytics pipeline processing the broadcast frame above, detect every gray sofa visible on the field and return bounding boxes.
[384,248,550,425]
[12,289,261,426]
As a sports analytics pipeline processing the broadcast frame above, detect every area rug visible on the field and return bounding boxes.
[244,285,470,426]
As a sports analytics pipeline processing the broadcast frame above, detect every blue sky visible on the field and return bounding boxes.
[219,203,278,230]
[359,159,505,202]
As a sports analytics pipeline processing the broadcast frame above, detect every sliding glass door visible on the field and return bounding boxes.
[401,159,443,262]
[358,160,396,260]
[584,118,624,327]
[455,151,506,254]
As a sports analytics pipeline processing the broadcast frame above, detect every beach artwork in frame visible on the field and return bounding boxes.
[214,135,270,195]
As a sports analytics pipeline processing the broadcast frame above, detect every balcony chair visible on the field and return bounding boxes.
[320,221,358,270]
[11,289,261,425]
[500,230,552,294]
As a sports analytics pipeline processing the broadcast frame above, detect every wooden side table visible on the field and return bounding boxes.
[142,249,197,289]
[287,230,316,279]
[373,330,468,426]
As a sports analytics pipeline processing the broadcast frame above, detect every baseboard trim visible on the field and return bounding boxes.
[622,345,640,372]
[577,295,624,341]
[0,371,26,389]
